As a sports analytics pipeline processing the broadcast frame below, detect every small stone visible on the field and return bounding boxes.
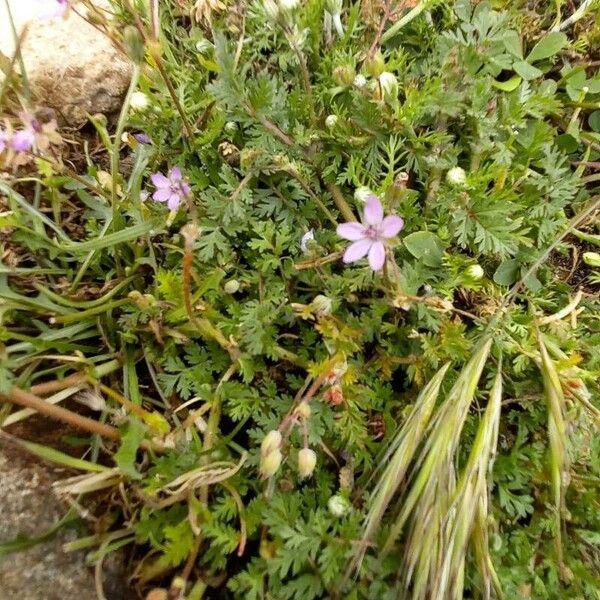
[0,0,132,127]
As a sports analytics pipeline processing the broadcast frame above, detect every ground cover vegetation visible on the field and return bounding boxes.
[1,0,600,598]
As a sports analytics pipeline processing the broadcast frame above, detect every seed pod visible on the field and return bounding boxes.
[260,448,283,478]
[298,448,317,478]
[261,430,282,456]
[365,52,385,77]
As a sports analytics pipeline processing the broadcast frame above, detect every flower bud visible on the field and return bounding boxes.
[583,252,600,267]
[300,229,315,254]
[260,448,283,478]
[224,279,240,294]
[131,91,149,112]
[123,26,145,63]
[279,0,299,11]
[325,0,342,15]
[378,72,398,103]
[195,38,213,55]
[465,264,484,280]
[325,115,338,129]
[261,430,282,456]
[295,402,311,419]
[446,166,467,188]
[263,0,280,21]
[298,448,317,478]
[354,186,374,203]
[328,494,350,517]
[224,121,238,134]
[365,52,385,77]
[333,65,355,86]
[311,294,332,316]
[353,74,367,89]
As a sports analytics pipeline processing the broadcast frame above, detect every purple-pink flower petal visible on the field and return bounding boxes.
[337,222,368,241]
[343,239,373,263]
[181,182,191,196]
[150,172,170,188]
[170,167,182,181]
[363,195,383,226]
[168,193,181,210]
[379,215,404,238]
[152,188,171,202]
[368,241,386,271]
[11,129,35,152]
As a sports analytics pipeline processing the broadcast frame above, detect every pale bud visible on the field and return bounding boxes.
[300,229,315,254]
[325,114,338,128]
[131,91,150,112]
[261,430,282,456]
[195,39,213,55]
[583,252,600,267]
[311,294,332,316]
[378,72,398,103]
[295,402,311,419]
[263,0,280,21]
[446,166,467,188]
[465,264,484,280]
[365,52,385,77]
[224,279,240,294]
[328,494,350,517]
[298,448,317,478]
[333,65,355,86]
[279,0,299,11]
[224,121,238,134]
[353,74,367,89]
[354,186,374,203]
[325,0,342,15]
[260,448,282,478]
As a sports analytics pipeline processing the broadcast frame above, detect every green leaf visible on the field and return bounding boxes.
[503,31,523,58]
[114,419,146,479]
[493,259,520,285]
[403,232,444,267]
[589,111,600,133]
[526,32,568,63]
[492,75,522,92]
[513,60,543,81]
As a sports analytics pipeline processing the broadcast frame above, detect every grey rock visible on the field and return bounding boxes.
[0,1,131,126]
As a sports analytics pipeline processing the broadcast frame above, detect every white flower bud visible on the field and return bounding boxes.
[446,166,467,188]
[260,448,282,478]
[261,430,282,456]
[325,0,342,15]
[465,264,484,280]
[353,74,367,89]
[224,121,238,134]
[298,448,317,478]
[311,294,332,316]
[195,39,213,55]
[583,252,600,267]
[224,279,240,294]
[131,91,149,112]
[294,402,311,419]
[263,0,280,20]
[325,114,338,128]
[328,494,350,517]
[300,229,315,254]
[279,0,299,11]
[354,186,374,203]
[378,72,398,103]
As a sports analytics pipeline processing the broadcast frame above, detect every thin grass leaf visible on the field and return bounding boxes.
[537,334,570,568]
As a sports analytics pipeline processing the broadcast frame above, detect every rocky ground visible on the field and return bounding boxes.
[0,2,132,598]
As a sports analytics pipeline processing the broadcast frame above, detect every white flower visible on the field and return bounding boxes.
[353,74,367,89]
[325,115,338,128]
[131,91,150,112]
[300,229,315,253]
[328,494,350,517]
[446,166,468,188]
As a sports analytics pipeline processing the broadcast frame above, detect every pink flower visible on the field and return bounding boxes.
[33,0,68,20]
[0,127,7,153]
[336,195,404,271]
[150,167,191,210]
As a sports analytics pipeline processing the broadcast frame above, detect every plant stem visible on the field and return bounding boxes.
[381,0,433,44]
[111,63,141,214]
